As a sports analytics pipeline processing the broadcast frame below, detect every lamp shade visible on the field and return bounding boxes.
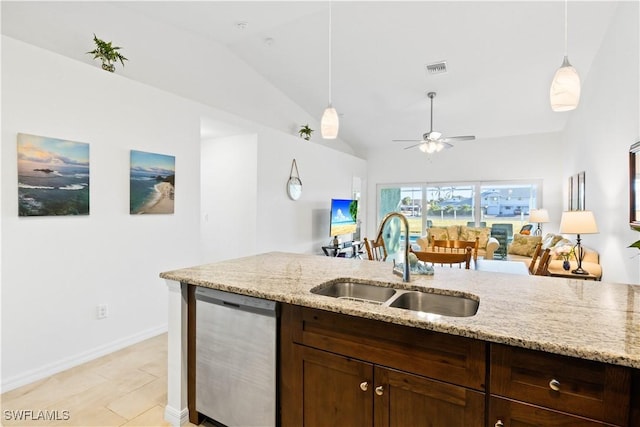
[321,105,339,139]
[559,210,598,234]
[529,208,550,223]
[550,56,581,112]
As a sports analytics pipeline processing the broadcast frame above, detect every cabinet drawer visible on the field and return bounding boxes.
[490,396,610,426]
[490,344,630,425]
[288,305,486,390]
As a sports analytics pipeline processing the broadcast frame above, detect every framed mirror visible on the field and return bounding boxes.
[629,141,640,230]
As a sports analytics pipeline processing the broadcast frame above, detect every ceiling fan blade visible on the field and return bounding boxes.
[392,139,422,143]
[403,143,425,150]
[440,135,476,143]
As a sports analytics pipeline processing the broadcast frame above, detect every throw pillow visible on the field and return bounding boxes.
[460,226,491,249]
[427,227,448,242]
[541,233,564,250]
[446,225,460,241]
[508,234,542,257]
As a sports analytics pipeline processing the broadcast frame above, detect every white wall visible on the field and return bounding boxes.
[1,37,200,390]
[255,130,367,255]
[201,134,258,263]
[365,133,564,237]
[1,36,368,390]
[563,1,640,284]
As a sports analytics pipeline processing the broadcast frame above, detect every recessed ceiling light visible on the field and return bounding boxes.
[236,21,248,30]
[263,37,275,46]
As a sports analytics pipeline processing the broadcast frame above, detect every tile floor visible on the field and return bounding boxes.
[1,333,199,426]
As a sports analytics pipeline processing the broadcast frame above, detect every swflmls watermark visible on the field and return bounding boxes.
[4,409,71,421]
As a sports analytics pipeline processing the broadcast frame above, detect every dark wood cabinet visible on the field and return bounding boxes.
[280,304,486,426]
[296,345,373,426]
[490,344,631,426]
[375,365,484,427]
[489,397,610,426]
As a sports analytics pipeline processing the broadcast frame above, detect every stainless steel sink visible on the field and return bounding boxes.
[310,281,396,305]
[311,279,479,317]
[388,291,479,317]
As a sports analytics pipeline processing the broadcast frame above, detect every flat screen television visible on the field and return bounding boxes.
[330,198,358,237]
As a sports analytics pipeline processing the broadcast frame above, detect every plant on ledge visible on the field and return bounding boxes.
[87,34,128,72]
[298,124,314,141]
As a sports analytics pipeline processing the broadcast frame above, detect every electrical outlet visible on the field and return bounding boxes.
[97,304,108,320]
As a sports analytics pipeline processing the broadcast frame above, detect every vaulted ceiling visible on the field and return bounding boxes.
[1,1,623,155]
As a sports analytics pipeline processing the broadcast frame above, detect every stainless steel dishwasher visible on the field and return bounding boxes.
[195,287,278,427]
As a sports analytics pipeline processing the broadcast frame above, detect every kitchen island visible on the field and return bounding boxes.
[160,252,640,426]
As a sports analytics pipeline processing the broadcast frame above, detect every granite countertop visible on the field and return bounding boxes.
[160,251,640,369]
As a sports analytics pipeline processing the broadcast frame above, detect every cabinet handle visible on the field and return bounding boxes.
[495,420,504,427]
[359,381,368,391]
[549,379,561,391]
[375,385,384,396]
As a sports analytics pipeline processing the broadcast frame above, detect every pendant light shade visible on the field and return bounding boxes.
[321,1,339,139]
[321,104,339,139]
[550,0,580,112]
[550,56,581,112]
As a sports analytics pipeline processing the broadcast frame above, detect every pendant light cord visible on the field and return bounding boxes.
[563,0,568,57]
[328,0,333,105]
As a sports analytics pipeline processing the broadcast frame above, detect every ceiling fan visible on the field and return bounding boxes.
[393,91,475,153]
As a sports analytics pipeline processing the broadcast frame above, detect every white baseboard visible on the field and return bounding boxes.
[1,324,168,392]
[164,405,189,426]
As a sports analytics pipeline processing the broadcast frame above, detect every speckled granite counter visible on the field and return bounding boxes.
[160,251,640,369]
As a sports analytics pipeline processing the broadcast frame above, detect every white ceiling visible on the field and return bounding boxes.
[1,1,624,154]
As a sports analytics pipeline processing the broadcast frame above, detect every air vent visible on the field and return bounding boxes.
[426,61,447,75]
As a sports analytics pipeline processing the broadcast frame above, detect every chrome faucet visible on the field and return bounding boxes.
[377,212,410,282]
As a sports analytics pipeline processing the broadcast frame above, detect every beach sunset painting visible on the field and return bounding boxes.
[130,150,175,214]
[17,133,90,216]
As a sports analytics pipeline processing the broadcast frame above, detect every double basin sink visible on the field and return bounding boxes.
[310,279,479,317]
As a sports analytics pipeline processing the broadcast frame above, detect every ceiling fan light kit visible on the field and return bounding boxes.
[550,0,581,112]
[321,1,339,139]
[392,91,475,153]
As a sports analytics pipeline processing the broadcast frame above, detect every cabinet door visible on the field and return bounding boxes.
[490,397,609,426]
[298,345,374,427]
[374,366,484,427]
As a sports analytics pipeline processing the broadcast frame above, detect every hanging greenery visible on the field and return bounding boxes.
[298,124,313,141]
[87,34,128,72]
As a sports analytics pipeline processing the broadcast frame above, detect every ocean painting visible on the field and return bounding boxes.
[130,150,175,214]
[17,133,90,216]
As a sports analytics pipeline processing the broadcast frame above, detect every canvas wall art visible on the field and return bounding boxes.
[130,150,175,214]
[17,133,90,216]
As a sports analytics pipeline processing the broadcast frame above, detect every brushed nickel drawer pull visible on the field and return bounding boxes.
[549,379,561,391]
[495,420,504,427]
[359,381,368,391]
[375,385,384,396]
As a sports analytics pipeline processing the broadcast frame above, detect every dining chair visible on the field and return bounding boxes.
[528,242,543,275]
[363,236,387,261]
[431,237,479,263]
[533,248,552,276]
[411,247,472,269]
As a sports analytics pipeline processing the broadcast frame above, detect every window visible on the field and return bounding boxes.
[377,181,541,254]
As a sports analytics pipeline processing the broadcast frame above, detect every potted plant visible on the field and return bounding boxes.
[87,34,128,72]
[298,124,313,141]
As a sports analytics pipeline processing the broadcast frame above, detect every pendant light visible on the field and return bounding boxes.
[321,1,339,139]
[550,0,581,112]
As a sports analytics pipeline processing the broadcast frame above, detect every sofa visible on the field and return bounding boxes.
[507,232,602,279]
[415,225,500,260]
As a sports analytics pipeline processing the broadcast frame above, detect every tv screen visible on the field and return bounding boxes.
[330,199,358,237]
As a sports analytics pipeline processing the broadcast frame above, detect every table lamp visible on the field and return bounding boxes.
[559,210,598,275]
[529,209,550,235]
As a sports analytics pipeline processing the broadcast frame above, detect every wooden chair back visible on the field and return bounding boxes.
[363,236,387,261]
[431,237,479,262]
[528,243,543,275]
[533,248,552,276]
[411,247,472,269]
